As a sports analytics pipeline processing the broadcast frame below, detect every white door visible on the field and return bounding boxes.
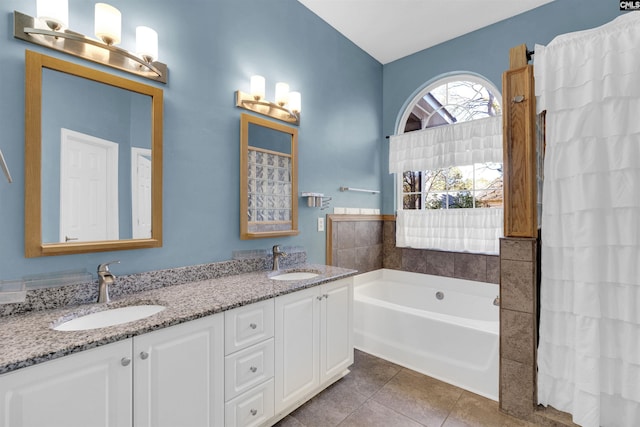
[0,340,132,427]
[274,286,320,414]
[320,278,354,383]
[60,128,119,242]
[133,314,225,427]
[131,147,152,238]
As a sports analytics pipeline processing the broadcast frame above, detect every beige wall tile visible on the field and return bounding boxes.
[501,259,535,313]
[501,309,535,365]
[500,358,535,419]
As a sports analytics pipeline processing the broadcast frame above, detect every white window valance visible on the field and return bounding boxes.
[396,208,502,255]
[389,115,503,174]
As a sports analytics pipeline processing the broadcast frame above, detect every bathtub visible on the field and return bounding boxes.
[353,269,499,400]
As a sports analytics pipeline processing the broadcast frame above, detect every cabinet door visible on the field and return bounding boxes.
[320,278,354,383]
[0,340,132,427]
[133,314,224,427]
[274,286,320,414]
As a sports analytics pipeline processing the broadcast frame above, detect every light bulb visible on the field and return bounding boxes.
[288,91,301,113]
[37,0,68,31]
[275,82,289,107]
[250,75,265,101]
[136,26,158,62]
[95,3,121,45]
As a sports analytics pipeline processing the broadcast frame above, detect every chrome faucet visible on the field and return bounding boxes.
[97,260,120,303]
[272,245,287,271]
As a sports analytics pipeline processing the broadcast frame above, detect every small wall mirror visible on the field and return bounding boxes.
[240,113,298,239]
[25,50,163,257]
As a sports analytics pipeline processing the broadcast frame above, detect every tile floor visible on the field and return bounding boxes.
[274,350,542,427]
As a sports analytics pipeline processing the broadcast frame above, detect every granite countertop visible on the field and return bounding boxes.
[0,264,356,375]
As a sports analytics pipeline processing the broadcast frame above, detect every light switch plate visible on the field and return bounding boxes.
[317,217,325,232]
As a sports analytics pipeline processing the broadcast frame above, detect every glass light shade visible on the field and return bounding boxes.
[288,91,301,113]
[37,0,68,30]
[95,3,121,45]
[136,26,158,62]
[250,75,265,100]
[275,82,289,106]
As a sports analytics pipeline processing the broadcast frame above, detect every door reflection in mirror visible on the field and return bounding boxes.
[41,68,152,243]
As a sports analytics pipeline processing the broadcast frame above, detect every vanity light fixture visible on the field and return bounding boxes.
[236,76,301,125]
[13,8,167,83]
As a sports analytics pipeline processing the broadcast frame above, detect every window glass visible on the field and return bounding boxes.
[398,75,503,211]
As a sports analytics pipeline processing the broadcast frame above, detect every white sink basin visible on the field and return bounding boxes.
[270,272,320,281]
[54,305,166,331]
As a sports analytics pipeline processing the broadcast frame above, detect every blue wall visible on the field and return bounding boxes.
[380,0,622,213]
[0,0,625,281]
[0,0,382,279]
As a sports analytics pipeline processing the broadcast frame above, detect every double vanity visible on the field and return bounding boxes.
[0,264,356,427]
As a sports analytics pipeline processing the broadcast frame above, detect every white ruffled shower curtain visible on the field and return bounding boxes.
[535,12,640,427]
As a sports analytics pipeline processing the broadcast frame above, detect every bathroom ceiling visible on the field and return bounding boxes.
[297,0,555,64]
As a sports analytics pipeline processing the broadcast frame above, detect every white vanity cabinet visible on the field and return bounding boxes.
[0,340,133,427]
[274,278,353,417]
[0,275,353,427]
[133,314,225,427]
[0,313,224,427]
[224,299,275,427]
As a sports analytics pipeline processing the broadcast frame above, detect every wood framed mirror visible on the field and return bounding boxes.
[240,113,298,239]
[25,50,163,257]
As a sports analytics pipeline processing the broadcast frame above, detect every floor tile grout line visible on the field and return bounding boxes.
[334,365,399,426]
[438,388,467,427]
[335,360,406,427]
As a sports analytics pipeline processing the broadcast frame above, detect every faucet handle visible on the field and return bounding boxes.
[98,260,120,274]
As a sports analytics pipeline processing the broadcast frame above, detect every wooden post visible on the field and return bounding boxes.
[502,44,538,238]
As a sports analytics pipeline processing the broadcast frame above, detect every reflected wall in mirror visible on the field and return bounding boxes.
[240,113,298,239]
[25,50,163,257]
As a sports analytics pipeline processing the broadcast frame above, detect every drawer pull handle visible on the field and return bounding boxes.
[250,409,257,416]
[249,323,257,329]
[250,366,257,373]
[121,357,131,367]
[140,351,149,360]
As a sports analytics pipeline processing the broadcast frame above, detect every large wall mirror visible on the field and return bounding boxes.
[25,50,163,257]
[240,113,298,239]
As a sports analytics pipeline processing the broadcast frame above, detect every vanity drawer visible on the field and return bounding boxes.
[225,299,274,355]
[225,338,274,400]
[225,378,274,427]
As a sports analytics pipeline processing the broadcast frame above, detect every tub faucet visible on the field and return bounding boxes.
[97,260,120,303]
[272,245,287,271]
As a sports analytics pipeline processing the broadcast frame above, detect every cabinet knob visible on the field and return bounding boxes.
[121,357,131,366]
[250,366,257,373]
[323,294,329,299]
[249,323,257,329]
[250,409,257,416]
[140,351,149,360]
[317,296,323,301]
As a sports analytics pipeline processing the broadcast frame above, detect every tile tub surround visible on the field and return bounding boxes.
[499,237,539,420]
[0,250,307,318]
[326,215,498,284]
[328,214,383,274]
[0,264,356,375]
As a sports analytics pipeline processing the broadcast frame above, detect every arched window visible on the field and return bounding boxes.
[391,74,503,254]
